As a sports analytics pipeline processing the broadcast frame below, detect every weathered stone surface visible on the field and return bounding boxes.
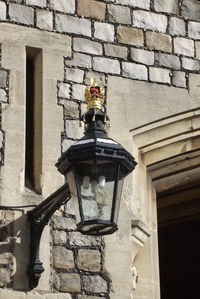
[146,32,172,52]
[26,0,47,7]
[36,10,53,31]
[149,67,171,84]
[172,71,186,88]
[52,215,76,230]
[182,58,200,71]
[0,253,13,264]
[94,22,114,42]
[168,17,186,36]
[0,268,10,287]
[73,38,103,56]
[77,0,106,20]
[62,100,79,118]
[55,14,91,37]
[181,0,200,21]
[104,44,128,59]
[195,41,200,59]
[59,274,81,293]
[93,57,120,74]
[53,246,74,269]
[65,53,92,69]
[78,296,105,299]
[77,249,101,271]
[117,26,144,46]
[116,0,150,9]
[65,68,84,83]
[68,232,101,246]
[0,89,7,103]
[9,4,34,25]
[0,131,3,149]
[108,4,131,24]
[58,82,70,98]
[82,275,108,293]
[0,2,6,20]
[65,120,84,139]
[84,71,106,85]
[174,37,194,56]
[0,70,7,88]
[154,0,179,14]
[52,230,67,244]
[50,0,75,13]
[61,139,74,152]
[72,83,86,101]
[131,49,154,65]
[46,294,72,299]
[122,62,148,81]
[155,53,180,69]
[133,10,167,33]
[188,22,200,40]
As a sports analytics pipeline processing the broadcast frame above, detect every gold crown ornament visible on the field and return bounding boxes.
[85,78,105,110]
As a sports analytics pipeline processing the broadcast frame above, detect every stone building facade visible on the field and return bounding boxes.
[0,0,200,298]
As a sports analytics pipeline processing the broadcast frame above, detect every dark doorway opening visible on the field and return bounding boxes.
[157,184,200,299]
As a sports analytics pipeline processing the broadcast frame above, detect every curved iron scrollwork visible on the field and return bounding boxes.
[28,183,71,289]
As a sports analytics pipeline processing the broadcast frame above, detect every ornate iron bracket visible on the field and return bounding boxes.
[27,183,71,289]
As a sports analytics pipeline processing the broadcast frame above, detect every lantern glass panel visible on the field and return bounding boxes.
[67,169,81,224]
[75,160,117,223]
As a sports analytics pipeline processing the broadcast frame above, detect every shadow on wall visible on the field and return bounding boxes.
[0,212,29,290]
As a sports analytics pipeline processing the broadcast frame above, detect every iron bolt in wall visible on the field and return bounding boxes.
[28,78,137,289]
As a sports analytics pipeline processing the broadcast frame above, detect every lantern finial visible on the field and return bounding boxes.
[85,78,105,110]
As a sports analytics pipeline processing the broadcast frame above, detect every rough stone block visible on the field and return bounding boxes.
[131,48,154,65]
[78,297,105,299]
[53,246,74,269]
[62,100,79,118]
[122,62,148,81]
[72,84,86,101]
[149,67,171,84]
[172,71,186,88]
[154,0,179,14]
[46,294,72,299]
[116,0,150,9]
[52,230,67,244]
[65,68,84,83]
[93,57,120,74]
[94,22,114,42]
[50,0,75,14]
[117,26,144,46]
[65,120,84,139]
[0,268,10,287]
[36,10,53,31]
[181,0,200,21]
[155,53,180,70]
[168,17,186,36]
[104,44,128,59]
[58,82,70,98]
[9,4,34,25]
[0,253,13,264]
[188,22,200,40]
[146,32,172,52]
[59,274,81,293]
[52,215,76,230]
[82,275,108,293]
[77,0,106,20]
[73,38,103,56]
[68,232,101,246]
[0,131,3,149]
[65,53,92,69]
[195,41,200,59]
[108,4,131,24]
[0,89,7,103]
[0,70,8,88]
[26,0,47,7]
[84,71,106,85]
[182,58,200,71]
[133,10,167,33]
[0,2,6,20]
[174,37,194,57]
[77,249,101,271]
[55,14,91,37]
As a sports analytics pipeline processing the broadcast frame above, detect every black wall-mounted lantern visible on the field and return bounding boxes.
[28,78,137,289]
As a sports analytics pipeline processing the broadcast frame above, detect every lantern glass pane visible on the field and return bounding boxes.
[112,165,125,224]
[67,169,81,223]
[75,160,117,222]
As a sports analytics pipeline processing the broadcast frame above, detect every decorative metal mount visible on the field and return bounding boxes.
[28,183,71,289]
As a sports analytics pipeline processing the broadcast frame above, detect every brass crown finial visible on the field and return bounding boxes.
[85,78,105,110]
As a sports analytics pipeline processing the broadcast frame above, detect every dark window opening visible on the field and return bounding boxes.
[25,47,42,194]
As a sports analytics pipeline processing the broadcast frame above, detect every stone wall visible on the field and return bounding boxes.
[0,0,200,298]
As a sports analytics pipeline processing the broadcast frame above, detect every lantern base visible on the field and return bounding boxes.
[77,220,118,236]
